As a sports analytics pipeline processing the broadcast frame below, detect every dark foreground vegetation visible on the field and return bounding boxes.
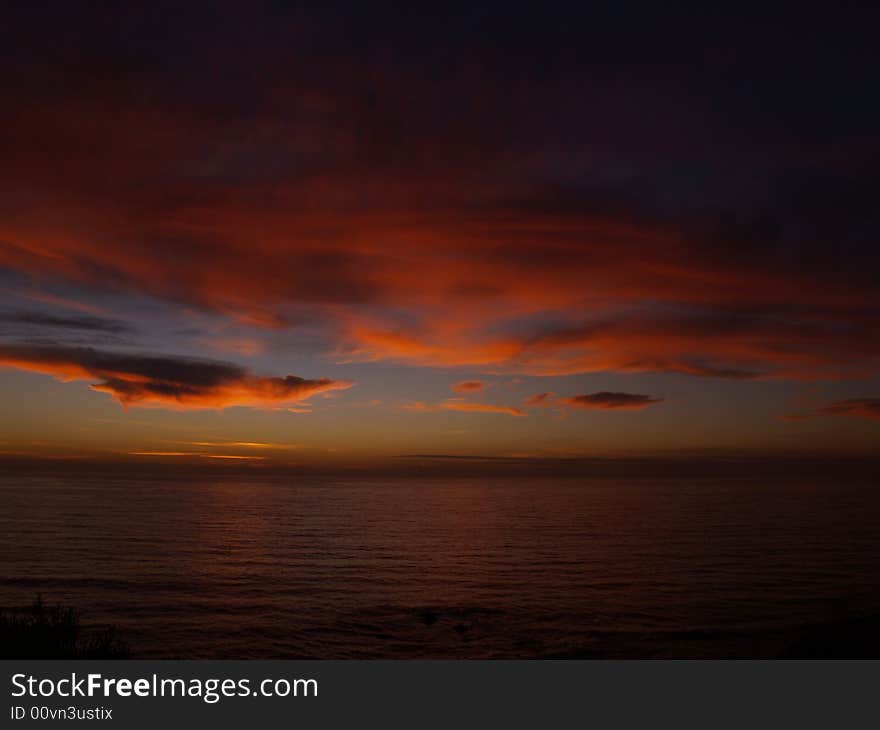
[0,595,129,659]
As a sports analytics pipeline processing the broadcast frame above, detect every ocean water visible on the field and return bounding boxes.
[2,472,879,658]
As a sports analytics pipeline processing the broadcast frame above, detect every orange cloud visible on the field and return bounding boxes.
[404,400,525,417]
[0,344,351,409]
[182,441,302,450]
[129,451,266,461]
[128,451,191,457]
[327,288,880,380]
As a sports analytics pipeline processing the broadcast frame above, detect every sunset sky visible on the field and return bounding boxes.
[1,3,879,463]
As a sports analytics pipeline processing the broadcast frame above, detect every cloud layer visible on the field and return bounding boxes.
[0,344,351,409]
[1,4,879,386]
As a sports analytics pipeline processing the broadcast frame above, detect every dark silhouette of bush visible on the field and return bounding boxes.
[0,595,129,659]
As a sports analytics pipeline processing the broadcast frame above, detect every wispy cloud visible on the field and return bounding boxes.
[180,441,302,450]
[785,397,880,421]
[14,290,110,317]
[525,391,663,411]
[524,392,556,407]
[128,451,266,460]
[0,309,133,335]
[197,337,266,357]
[403,400,525,417]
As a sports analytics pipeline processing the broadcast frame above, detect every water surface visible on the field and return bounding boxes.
[2,473,879,658]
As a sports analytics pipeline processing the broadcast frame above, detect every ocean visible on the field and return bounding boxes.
[2,471,879,658]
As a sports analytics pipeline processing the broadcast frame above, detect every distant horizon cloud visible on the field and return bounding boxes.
[785,398,880,421]
[179,441,303,450]
[128,451,266,460]
[524,391,663,411]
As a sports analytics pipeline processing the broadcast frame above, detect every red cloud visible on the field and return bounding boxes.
[1,38,878,384]
[5,208,878,381]
[451,380,485,393]
[0,344,351,409]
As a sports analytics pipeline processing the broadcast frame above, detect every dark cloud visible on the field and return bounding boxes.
[524,391,663,410]
[524,392,555,407]
[0,310,133,335]
[0,344,351,409]
[451,380,485,393]
[560,392,663,410]
[787,398,880,421]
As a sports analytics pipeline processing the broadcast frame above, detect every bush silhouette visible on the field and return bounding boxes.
[0,595,129,659]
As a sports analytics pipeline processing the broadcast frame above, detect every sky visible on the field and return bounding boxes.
[1,2,879,464]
